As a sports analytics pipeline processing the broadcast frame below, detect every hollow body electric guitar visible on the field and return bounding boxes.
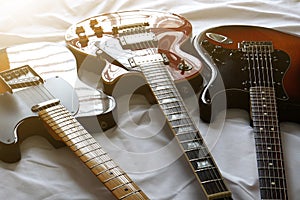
[194,25,300,199]
[65,10,232,199]
[0,43,149,199]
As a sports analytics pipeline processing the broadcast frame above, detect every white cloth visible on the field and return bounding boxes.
[0,0,300,199]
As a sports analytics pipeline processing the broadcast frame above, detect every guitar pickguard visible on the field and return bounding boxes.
[194,25,300,123]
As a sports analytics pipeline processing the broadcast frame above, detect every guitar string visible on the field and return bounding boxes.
[255,44,271,199]
[129,27,227,194]
[248,44,273,199]
[10,66,143,199]
[260,44,285,199]
[262,45,277,199]
[247,43,286,199]
[247,44,264,198]
[255,44,273,199]
[266,45,287,199]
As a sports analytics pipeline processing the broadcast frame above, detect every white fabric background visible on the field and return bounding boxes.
[0,0,300,199]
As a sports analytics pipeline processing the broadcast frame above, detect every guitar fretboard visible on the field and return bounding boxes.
[250,86,288,200]
[139,62,232,199]
[38,104,149,200]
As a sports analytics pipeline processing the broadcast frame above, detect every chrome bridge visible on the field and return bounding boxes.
[0,65,43,93]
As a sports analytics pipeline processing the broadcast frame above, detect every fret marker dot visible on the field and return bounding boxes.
[271,182,276,185]
[267,146,271,150]
[270,127,274,131]
[269,163,273,166]
[263,104,267,107]
[260,127,264,131]
[264,112,267,115]
[124,188,129,191]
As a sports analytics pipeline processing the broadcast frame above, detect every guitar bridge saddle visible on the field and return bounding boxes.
[0,65,44,92]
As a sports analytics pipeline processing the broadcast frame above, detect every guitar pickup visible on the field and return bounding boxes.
[128,53,169,68]
[0,65,43,93]
[119,28,158,50]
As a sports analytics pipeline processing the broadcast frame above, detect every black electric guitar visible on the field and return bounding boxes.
[0,42,116,163]
[194,25,300,199]
[0,43,149,199]
[65,10,232,199]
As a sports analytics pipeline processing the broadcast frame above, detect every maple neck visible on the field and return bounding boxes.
[250,87,288,199]
[139,62,232,199]
[38,104,149,200]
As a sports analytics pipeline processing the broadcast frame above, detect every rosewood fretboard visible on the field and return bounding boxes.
[250,87,288,199]
[139,62,232,199]
[243,41,288,199]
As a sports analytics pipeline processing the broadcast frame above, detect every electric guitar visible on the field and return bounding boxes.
[194,25,300,199]
[0,43,149,199]
[0,42,116,163]
[65,10,232,199]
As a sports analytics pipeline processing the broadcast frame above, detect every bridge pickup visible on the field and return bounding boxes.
[0,65,43,93]
[128,53,169,68]
[31,99,60,112]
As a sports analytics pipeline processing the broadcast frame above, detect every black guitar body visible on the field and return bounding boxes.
[194,25,300,124]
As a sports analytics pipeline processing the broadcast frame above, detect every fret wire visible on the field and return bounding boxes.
[139,63,229,194]
[38,105,147,199]
[80,148,106,163]
[134,29,230,195]
[246,41,287,199]
[95,166,124,181]
[250,88,287,200]
[75,143,102,157]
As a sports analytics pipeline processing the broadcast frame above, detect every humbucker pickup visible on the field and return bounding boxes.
[119,27,158,50]
[128,53,169,68]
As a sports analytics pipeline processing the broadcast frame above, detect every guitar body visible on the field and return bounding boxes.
[66,10,233,200]
[0,43,116,163]
[0,66,149,200]
[194,25,300,199]
[194,25,300,123]
[65,10,203,99]
[0,76,78,162]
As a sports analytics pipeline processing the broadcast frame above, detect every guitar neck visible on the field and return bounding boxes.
[139,63,232,199]
[38,104,149,200]
[250,87,288,199]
